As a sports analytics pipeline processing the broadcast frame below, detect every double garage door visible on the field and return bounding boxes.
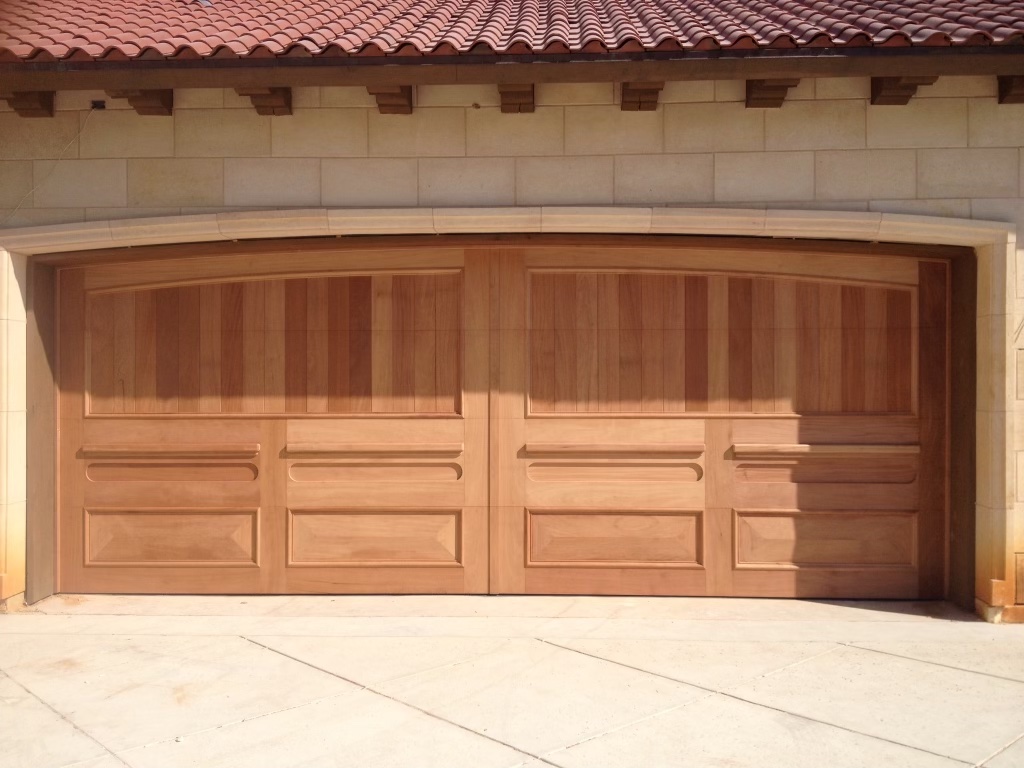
[58,240,949,598]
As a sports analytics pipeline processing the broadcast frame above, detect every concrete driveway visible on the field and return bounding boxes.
[2,596,1024,768]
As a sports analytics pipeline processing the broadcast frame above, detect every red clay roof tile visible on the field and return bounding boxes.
[0,0,1022,62]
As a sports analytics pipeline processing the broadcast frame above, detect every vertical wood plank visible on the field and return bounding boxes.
[575,273,599,412]
[553,273,577,412]
[306,277,329,414]
[177,286,201,413]
[707,276,729,413]
[773,279,796,413]
[818,283,843,412]
[435,271,461,414]
[728,277,752,412]
[864,287,888,412]
[684,275,708,412]
[618,273,643,412]
[414,274,437,413]
[134,290,157,413]
[371,275,393,413]
[198,283,221,414]
[841,285,867,413]
[641,274,664,413]
[887,289,913,413]
[795,282,820,413]
[597,273,620,412]
[241,281,265,414]
[111,292,135,414]
[918,261,949,598]
[264,280,286,413]
[664,274,686,413]
[349,276,373,413]
[285,279,308,414]
[220,282,244,414]
[750,278,774,413]
[327,277,351,413]
[88,294,115,414]
[154,287,179,414]
[529,272,555,413]
[391,275,416,413]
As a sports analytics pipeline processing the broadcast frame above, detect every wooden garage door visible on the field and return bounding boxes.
[58,247,490,594]
[58,240,948,598]
[491,246,948,599]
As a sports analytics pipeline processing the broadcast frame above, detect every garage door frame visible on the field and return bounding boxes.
[24,231,977,607]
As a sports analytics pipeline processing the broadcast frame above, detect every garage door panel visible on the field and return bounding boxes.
[84,480,261,507]
[85,509,259,566]
[526,481,704,509]
[528,509,703,567]
[732,483,919,511]
[729,568,919,599]
[288,482,465,508]
[731,417,920,445]
[734,510,917,568]
[287,509,461,566]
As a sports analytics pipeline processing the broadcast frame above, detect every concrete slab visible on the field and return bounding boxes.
[0,672,111,768]
[552,639,837,690]
[728,644,1024,764]
[251,636,514,685]
[852,639,1024,683]
[546,694,966,768]
[116,688,529,768]
[2,596,1023,768]
[375,637,706,755]
[0,634,357,752]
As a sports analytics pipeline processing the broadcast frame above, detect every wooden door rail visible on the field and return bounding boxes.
[524,443,705,457]
[81,443,261,458]
[286,443,464,456]
[732,444,920,459]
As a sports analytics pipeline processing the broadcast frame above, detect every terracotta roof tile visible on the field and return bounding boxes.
[1,0,1022,62]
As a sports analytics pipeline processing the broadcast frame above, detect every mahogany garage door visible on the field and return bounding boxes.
[57,240,948,598]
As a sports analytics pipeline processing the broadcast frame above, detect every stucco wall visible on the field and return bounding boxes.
[0,76,1022,607]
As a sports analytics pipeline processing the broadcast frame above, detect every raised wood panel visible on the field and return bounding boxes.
[528,510,702,566]
[288,510,460,565]
[87,273,462,416]
[87,463,259,482]
[735,510,916,568]
[85,509,258,566]
[527,272,915,416]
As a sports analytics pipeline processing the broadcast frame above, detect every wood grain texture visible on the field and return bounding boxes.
[86,274,461,415]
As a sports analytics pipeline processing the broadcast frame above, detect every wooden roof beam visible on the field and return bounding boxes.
[105,88,173,115]
[0,90,54,116]
[745,79,800,108]
[998,76,1024,104]
[621,81,663,111]
[235,86,292,115]
[367,85,412,114]
[870,76,938,105]
[498,83,534,113]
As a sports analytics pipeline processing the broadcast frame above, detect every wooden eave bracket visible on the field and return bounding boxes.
[745,79,800,108]
[105,89,173,115]
[0,90,54,117]
[367,85,412,114]
[870,76,938,105]
[621,81,663,111]
[235,86,292,115]
[498,83,534,113]
[998,75,1024,104]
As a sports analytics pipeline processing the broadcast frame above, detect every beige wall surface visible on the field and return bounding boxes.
[0,77,1022,612]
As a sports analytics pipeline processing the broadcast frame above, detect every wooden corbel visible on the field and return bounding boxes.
[367,85,413,114]
[870,77,938,106]
[235,87,292,115]
[499,84,534,113]
[0,91,54,117]
[105,89,174,115]
[745,79,800,108]
[998,76,1024,104]
[621,82,664,111]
